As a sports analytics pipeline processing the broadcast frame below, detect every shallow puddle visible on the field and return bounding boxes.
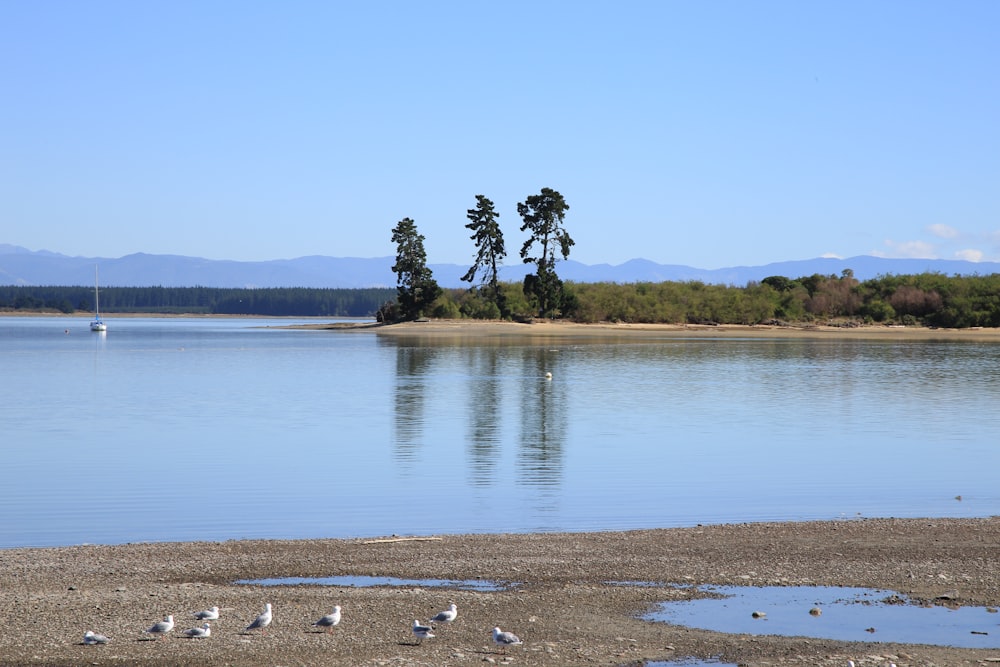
[643,584,1000,648]
[235,574,513,591]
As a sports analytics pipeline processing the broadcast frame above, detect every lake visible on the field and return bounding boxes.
[2,316,998,549]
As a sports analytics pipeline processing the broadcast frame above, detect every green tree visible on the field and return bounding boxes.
[461,194,508,317]
[518,187,574,317]
[391,217,441,321]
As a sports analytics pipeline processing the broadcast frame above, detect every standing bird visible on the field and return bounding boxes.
[183,622,211,638]
[245,603,272,634]
[312,605,342,634]
[492,626,523,653]
[83,630,110,645]
[145,615,174,640]
[411,619,435,644]
[193,606,220,621]
[429,603,457,628]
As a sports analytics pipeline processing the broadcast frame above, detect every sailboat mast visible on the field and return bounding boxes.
[90,265,107,331]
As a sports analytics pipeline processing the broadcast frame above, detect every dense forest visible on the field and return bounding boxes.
[4,271,1000,329]
[0,286,395,317]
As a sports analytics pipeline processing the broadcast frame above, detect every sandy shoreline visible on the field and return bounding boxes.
[3,519,999,666]
[302,318,1000,343]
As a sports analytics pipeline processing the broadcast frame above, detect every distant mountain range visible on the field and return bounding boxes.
[2,244,999,289]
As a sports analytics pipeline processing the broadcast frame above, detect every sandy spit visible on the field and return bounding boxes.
[298,318,1000,343]
[2,519,999,666]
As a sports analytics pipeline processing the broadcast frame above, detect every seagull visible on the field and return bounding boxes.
[193,606,219,621]
[411,619,435,644]
[183,622,211,638]
[245,603,272,634]
[312,605,342,634]
[83,630,110,645]
[492,626,522,653]
[145,615,174,640]
[429,603,457,627]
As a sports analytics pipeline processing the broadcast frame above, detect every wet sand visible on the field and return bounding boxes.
[2,519,999,666]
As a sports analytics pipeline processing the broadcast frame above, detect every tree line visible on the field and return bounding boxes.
[5,270,1000,329]
[0,286,394,317]
[430,270,1000,328]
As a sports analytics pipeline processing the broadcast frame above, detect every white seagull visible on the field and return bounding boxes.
[312,605,342,634]
[145,615,174,640]
[245,603,273,634]
[411,619,435,644]
[83,630,110,645]
[492,626,523,653]
[429,603,457,627]
[183,622,211,638]
[193,606,220,621]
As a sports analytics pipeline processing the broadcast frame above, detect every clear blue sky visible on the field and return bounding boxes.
[2,1,998,268]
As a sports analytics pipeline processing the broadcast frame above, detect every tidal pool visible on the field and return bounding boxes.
[235,574,513,591]
[644,661,736,667]
[643,584,1000,649]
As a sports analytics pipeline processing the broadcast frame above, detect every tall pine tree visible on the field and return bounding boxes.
[518,188,573,317]
[462,194,507,317]
[391,217,441,321]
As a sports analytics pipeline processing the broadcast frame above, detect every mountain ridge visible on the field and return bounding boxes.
[2,244,998,289]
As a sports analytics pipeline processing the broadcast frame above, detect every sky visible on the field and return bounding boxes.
[2,1,998,269]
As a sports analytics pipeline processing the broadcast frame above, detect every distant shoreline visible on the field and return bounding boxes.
[0,311,368,320]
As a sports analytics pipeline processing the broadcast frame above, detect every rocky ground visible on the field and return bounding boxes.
[2,518,1000,666]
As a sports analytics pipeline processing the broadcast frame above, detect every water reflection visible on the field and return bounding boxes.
[387,338,569,520]
[236,574,512,591]
[392,345,438,464]
[645,661,736,667]
[518,348,565,489]
[645,584,1000,649]
[466,347,502,486]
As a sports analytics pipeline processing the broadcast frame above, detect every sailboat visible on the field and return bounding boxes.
[90,266,107,332]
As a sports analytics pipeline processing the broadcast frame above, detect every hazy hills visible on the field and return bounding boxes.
[2,244,999,289]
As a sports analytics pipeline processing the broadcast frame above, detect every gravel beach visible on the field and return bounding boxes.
[2,518,999,666]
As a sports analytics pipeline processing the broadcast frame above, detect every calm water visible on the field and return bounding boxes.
[2,317,999,548]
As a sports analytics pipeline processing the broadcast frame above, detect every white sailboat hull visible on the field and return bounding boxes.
[90,266,106,332]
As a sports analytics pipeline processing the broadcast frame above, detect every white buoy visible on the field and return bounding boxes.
[544,372,552,380]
